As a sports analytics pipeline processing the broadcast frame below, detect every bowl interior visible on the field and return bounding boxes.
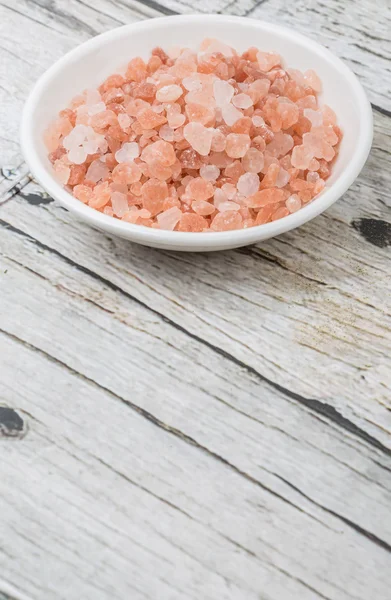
[22,15,372,251]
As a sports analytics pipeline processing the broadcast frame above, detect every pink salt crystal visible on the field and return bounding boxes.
[177,213,208,232]
[246,188,285,208]
[211,130,226,152]
[118,113,132,131]
[182,75,202,91]
[221,103,243,126]
[255,204,275,225]
[252,115,265,127]
[156,85,183,102]
[237,173,260,197]
[307,171,320,184]
[159,125,175,142]
[322,105,337,126]
[112,162,142,184]
[291,144,313,169]
[187,177,214,201]
[73,184,93,204]
[185,103,215,125]
[111,191,129,217]
[275,167,290,188]
[146,140,176,166]
[200,164,220,181]
[308,158,320,171]
[226,133,251,159]
[286,194,302,213]
[214,188,228,207]
[53,160,70,184]
[272,206,290,221]
[287,68,305,85]
[86,158,109,183]
[304,69,322,92]
[213,78,234,108]
[313,178,326,195]
[210,211,243,231]
[266,132,294,158]
[232,93,253,109]
[217,201,240,212]
[180,148,203,169]
[192,199,215,216]
[183,122,214,156]
[277,101,299,129]
[304,108,323,127]
[221,183,237,199]
[115,142,140,163]
[137,108,167,129]
[157,206,182,230]
[142,179,168,215]
[257,51,281,72]
[242,148,264,174]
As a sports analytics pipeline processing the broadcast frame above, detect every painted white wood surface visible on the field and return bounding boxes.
[0,1,390,599]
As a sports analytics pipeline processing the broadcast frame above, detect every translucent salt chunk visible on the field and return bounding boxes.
[222,103,242,126]
[200,164,220,182]
[213,80,234,107]
[232,94,253,109]
[218,201,240,212]
[183,122,214,156]
[304,108,323,127]
[115,142,140,163]
[111,191,129,217]
[86,158,109,183]
[237,173,260,197]
[275,167,290,188]
[157,206,182,230]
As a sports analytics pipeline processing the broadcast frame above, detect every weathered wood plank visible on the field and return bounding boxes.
[1,233,391,598]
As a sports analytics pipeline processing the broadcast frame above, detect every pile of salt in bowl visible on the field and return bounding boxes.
[45,39,342,232]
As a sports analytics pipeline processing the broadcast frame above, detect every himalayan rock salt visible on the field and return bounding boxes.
[49,38,341,232]
[246,188,285,207]
[177,212,208,232]
[211,130,226,152]
[200,164,220,181]
[157,206,182,230]
[112,162,142,184]
[275,167,290,188]
[221,103,243,126]
[115,142,140,163]
[192,199,216,216]
[286,194,302,213]
[183,122,214,156]
[304,108,323,127]
[221,183,237,199]
[142,179,168,215]
[232,93,253,109]
[242,148,264,173]
[217,201,240,212]
[111,191,129,217]
[73,184,93,203]
[304,69,322,92]
[210,211,243,231]
[86,158,109,183]
[53,160,71,185]
[156,85,183,102]
[237,173,260,197]
[214,188,228,208]
[224,161,244,182]
[186,177,214,201]
[257,51,280,72]
[226,133,251,158]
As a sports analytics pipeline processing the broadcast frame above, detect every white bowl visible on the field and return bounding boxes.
[21,15,373,252]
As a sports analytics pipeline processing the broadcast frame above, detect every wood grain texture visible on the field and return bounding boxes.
[0,0,391,599]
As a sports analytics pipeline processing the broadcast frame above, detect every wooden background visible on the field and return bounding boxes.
[1,1,390,599]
